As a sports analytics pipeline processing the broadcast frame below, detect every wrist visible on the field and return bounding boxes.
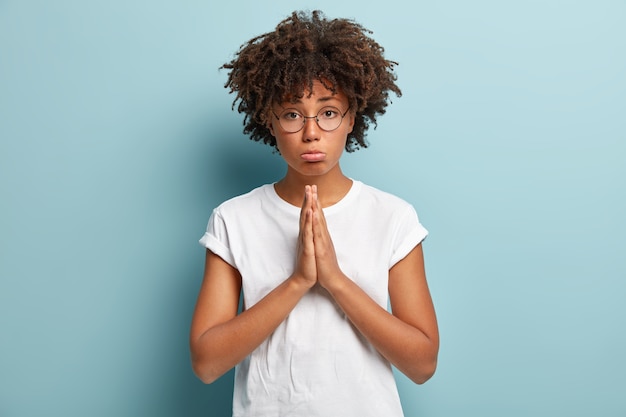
[320,272,349,295]
[288,273,316,292]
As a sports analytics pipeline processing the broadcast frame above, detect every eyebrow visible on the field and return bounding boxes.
[287,96,339,105]
[316,96,337,102]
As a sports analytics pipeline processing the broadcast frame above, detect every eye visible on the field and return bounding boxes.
[318,107,340,120]
[280,110,302,121]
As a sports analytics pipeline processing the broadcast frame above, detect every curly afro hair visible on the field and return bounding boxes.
[221,10,402,152]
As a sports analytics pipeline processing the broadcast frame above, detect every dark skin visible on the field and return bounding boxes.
[190,81,439,384]
[222,10,402,152]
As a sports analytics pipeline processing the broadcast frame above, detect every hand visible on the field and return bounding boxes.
[292,185,317,289]
[310,185,345,290]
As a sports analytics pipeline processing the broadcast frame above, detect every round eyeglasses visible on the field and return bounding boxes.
[272,106,350,133]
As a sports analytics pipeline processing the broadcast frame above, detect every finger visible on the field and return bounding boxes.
[311,185,328,232]
[311,207,327,247]
[299,185,311,231]
[309,185,319,233]
[310,184,320,215]
[302,208,315,258]
[304,207,313,239]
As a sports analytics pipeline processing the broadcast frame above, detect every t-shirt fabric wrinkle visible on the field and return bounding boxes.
[199,180,428,417]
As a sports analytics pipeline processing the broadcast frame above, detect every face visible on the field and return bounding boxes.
[268,80,354,180]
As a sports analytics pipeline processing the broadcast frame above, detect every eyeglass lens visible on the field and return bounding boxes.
[277,106,346,133]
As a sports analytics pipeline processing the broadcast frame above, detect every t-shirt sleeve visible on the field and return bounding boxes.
[389,204,428,268]
[198,208,237,268]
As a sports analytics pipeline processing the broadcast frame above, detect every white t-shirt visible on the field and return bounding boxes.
[199,180,428,417]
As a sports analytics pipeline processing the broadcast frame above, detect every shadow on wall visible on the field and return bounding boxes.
[167,259,237,417]
[202,127,286,203]
[170,125,285,416]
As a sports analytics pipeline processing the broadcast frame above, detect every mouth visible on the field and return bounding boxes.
[300,151,326,162]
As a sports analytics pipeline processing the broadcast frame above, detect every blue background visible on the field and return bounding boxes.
[1,1,625,416]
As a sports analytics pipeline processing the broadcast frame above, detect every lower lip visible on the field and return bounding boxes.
[301,152,326,162]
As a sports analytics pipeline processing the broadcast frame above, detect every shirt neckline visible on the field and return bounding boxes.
[265,179,362,216]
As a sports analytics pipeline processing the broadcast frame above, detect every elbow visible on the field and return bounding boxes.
[190,347,225,384]
[196,372,220,385]
[190,335,235,384]
[191,358,222,384]
[190,338,221,384]
[409,335,439,385]
[410,358,437,385]
[402,350,438,385]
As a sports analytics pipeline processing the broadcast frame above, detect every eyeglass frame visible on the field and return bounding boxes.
[271,105,351,133]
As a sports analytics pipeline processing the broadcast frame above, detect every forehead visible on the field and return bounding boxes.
[280,80,347,105]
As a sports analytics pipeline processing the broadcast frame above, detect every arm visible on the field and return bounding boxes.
[311,189,439,384]
[190,188,318,384]
[189,251,311,383]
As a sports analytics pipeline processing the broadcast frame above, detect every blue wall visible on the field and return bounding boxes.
[1,1,625,416]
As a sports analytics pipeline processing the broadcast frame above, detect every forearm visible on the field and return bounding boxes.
[325,275,438,384]
[191,275,311,383]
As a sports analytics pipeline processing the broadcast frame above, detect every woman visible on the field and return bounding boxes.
[190,10,439,416]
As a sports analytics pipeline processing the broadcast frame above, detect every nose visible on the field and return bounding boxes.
[302,116,320,142]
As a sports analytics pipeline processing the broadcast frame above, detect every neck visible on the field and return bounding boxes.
[274,166,352,208]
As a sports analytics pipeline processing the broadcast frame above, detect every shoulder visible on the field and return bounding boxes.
[214,183,274,215]
[354,181,415,213]
[352,181,426,235]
